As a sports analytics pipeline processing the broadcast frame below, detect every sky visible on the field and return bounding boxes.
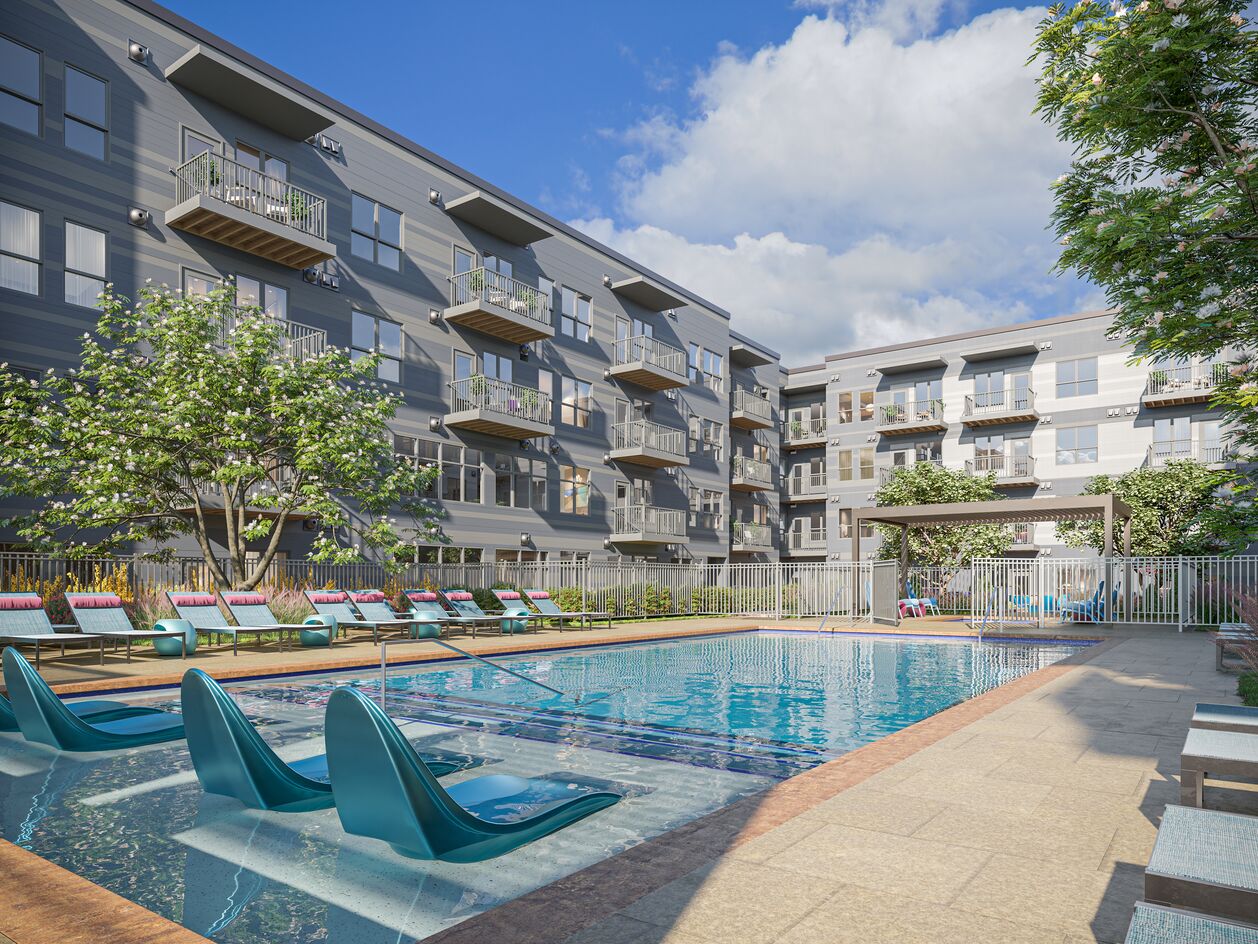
[162,0,1102,366]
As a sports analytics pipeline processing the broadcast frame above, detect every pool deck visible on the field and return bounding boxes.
[2,620,1249,944]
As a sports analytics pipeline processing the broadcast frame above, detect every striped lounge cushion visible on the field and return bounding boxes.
[67,594,124,608]
[0,595,43,610]
[170,593,217,607]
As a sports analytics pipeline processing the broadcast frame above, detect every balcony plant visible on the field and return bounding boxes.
[286,190,309,225]
[468,374,487,400]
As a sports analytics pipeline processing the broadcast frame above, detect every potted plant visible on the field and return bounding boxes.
[286,190,309,225]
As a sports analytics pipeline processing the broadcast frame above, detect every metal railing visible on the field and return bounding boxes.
[787,472,827,498]
[784,417,827,444]
[964,388,1035,416]
[878,399,945,427]
[448,268,551,327]
[612,335,686,376]
[611,419,686,459]
[879,459,942,485]
[965,455,1036,479]
[215,306,326,361]
[732,388,772,421]
[1145,362,1226,397]
[611,504,688,539]
[447,376,552,425]
[1011,523,1035,546]
[1147,440,1227,467]
[732,455,772,486]
[732,521,773,548]
[786,528,827,551]
[173,151,327,241]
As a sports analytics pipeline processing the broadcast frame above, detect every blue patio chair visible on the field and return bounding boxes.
[219,592,310,650]
[442,589,540,636]
[0,688,171,732]
[0,592,104,668]
[181,668,463,812]
[325,685,620,861]
[168,592,292,655]
[402,590,467,637]
[904,581,941,617]
[347,590,425,637]
[2,648,184,750]
[65,592,187,661]
[515,589,614,630]
[1061,581,1107,623]
[305,589,413,644]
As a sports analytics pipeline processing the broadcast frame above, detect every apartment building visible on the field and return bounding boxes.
[780,310,1232,560]
[0,0,782,566]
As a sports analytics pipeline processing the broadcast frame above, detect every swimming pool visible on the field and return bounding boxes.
[0,631,1084,942]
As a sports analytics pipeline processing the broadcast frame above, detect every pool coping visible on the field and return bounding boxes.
[0,628,1116,944]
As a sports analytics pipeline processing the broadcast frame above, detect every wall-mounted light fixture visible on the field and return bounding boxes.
[519,532,531,546]
[428,188,441,205]
[602,368,612,381]
[519,440,531,451]
[127,41,148,63]
[428,308,442,325]
[603,538,613,549]
[127,207,150,227]
[302,267,320,284]
[549,440,561,455]
[428,417,442,432]
[518,344,530,361]
[603,452,612,465]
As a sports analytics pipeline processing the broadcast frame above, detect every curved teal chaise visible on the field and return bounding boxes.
[180,669,462,812]
[325,686,621,861]
[0,689,167,732]
[2,648,185,750]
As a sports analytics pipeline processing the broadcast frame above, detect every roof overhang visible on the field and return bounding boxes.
[877,355,947,375]
[961,342,1041,362]
[610,276,688,312]
[165,45,335,139]
[730,341,774,368]
[444,191,552,246]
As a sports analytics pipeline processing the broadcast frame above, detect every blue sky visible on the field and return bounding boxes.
[164,0,1098,363]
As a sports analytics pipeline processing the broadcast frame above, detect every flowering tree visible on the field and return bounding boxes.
[0,283,440,589]
[1033,0,1257,457]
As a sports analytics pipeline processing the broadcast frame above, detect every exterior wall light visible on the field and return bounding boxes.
[428,189,441,205]
[128,41,148,63]
[127,207,150,227]
[428,417,442,432]
[519,532,531,546]
[428,308,442,324]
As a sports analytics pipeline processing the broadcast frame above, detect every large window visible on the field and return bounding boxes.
[689,416,724,461]
[494,455,548,510]
[0,36,41,135]
[0,201,40,295]
[236,275,287,319]
[688,343,724,391]
[350,194,402,270]
[859,446,875,480]
[561,376,592,428]
[64,66,107,160]
[351,310,402,382]
[859,390,875,422]
[559,287,592,341]
[836,449,853,482]
[1056,425,1098,465]
[395,436,481,504]
[64,222,105,307]
[689,487,724,530]
[837,391,853,424]
[1056,357,1098,398]
[183,269,217,297]
[235,141,286,181]
[560,465,590,515]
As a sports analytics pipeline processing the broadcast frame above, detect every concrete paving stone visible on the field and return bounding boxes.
[796,787,947,836]
[726,814,827,865]
[888,768,1055,814]
[560,914,689,944]
[912,805,1118,869]
[988,757,1147,797]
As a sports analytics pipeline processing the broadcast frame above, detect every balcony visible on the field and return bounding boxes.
[444,376,554,440]
[731,455,773,492]
[784,529,827,555]
[1008,523,1038,553]
[1146,440,1232,469]
[609,336,689,391]
[215,308,326,362]
[876,400,947,436]
[1142,363,1226,407]
[784,472,827,503]
[962,389,1038,427]
[443,190,552,246]
[608,420,689,469]
[444,268,554,343]
[879,459,942,486]
[167,152,335,269]
[966,455,1039,488]
[784,417,827,449]
[731,521,774,553]
[610,504,689,545]
[731,388,773,430]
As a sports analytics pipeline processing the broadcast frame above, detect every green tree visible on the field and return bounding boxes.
[0,282,440,589]
[873,463,1013,569]
[1032,0,1258,460]
[1055,459,1257,555]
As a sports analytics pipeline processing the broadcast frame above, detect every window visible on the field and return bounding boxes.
[453,351,474,382]
[560,465,590,515]
[837,450,853,482]
[559,287,592,341]
[482,351,512,383]
[1056,357,1098,398]
[351,310,402,382]
[64,222,105,307]
[1056,425,1098,465]
[0,201,40,295]
[561,376,592,428]
[837,392,853,424]
[688,343,723,390]
[396,437,482,504]
[64,66,107,159]
[495,455,547,509]
[235,275,287,319]
[235,141,286,181]
[183,269,217,297]
[838,508,874,540]
[182,128,218,161]
[689,487,724,529]
[859,447,875,480]
[351,194,402,270]
[693,418,723,461]
[916,441,942,462]
[859,390,875,422]
[537,369,553,421]
[0,36,41,135]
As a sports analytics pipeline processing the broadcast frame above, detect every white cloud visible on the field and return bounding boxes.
[575,7,1094,363]
[794,0,952,41]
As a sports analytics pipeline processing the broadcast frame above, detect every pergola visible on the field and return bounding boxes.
[852,495,1134,612]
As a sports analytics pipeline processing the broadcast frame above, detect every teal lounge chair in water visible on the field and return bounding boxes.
[181,668,463,812]
[0,688,169,732]
[325,686,621,861]
[2,648,184,750]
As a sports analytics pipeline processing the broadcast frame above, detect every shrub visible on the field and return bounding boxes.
[1239,673,1258,708]
[264,586,314,625]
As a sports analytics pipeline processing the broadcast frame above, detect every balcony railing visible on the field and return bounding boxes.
[732,387,772,421]
[447,376,551,425]
[877,399,945,429]
[966,454,1036,481]
[784,417,827,445]
[613,335,686,375]
[1145,363,1226,398]
[612,504,688,540]
[786,529,827,551]
[732,521,773,549]
[449,268,551,329]
[1011,523,1035,547]
[1147,440,1229,468]
[173,151,328,241]
[879,459,942,486]
[963,388,1036,417]
[612,419,687,461]
[215,307,326,362]
[732,455,773,487]
[787,472,827,499]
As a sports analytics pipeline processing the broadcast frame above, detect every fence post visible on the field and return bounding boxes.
[775,563,783,621]
[1177,556,1185,633]
[1036,555,1045,632]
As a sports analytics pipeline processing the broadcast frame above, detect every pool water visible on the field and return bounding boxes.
[0,631,1083,942]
